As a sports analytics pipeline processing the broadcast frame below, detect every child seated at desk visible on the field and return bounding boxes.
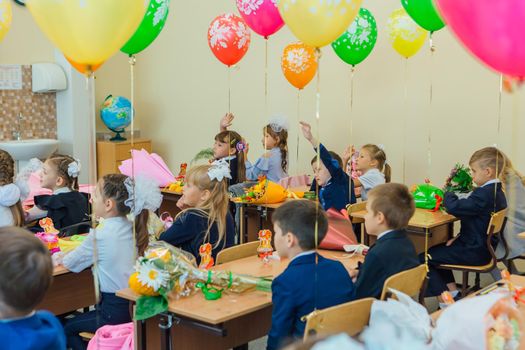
[267,200,355,350]
[422,147,507,306]
[217,113,247,187]
[299,121,356,211]
[0,226,66,350]
[352,144,391,200]
[352,183,419,299]
[159,161,235,267]
[27,154,89,234]
[63,174,162,350]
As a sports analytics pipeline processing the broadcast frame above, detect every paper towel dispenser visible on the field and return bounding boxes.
[32,63,67,93]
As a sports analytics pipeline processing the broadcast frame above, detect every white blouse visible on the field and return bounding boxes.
[0,184,21,228]
[63,216,135,293]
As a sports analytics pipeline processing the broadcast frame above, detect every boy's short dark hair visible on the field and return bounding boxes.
[310,151,343,168]
[0,227,53,313]
[272,200,328,250]
[368,183,415,230]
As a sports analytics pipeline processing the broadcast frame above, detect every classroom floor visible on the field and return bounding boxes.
[244,260,525,349]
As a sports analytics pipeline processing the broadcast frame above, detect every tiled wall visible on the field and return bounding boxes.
[0,65,57,141]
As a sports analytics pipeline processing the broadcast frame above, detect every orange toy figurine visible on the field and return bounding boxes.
[176,163,187,181]
[198,242,215,270]
[257,230,274,262]
[39,217,59,234]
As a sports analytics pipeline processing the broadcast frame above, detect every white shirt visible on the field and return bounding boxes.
[63,216,135,293]
[481,179,500,187]
[359,168,385,201]
[290,250,315,262]
[0,184,21,228]
[377,229,395,241]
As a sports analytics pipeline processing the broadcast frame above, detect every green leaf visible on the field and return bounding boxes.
[134,295,168,321]
[191,148,214,165]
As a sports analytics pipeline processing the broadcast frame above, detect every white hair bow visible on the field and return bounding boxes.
[208,159,232,182]
[268,114,289,133]
[124,175,163,216]
[67,159,81,178]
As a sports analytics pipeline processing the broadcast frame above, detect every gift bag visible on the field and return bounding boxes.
[319,208,357,250]
[87,322,134,350]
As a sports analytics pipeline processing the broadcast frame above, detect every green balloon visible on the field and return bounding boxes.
[401,0,445,32]
[331,8,377,67]
[121,0,170,55]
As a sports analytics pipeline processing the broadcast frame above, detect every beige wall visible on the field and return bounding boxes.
[3,1,522,186]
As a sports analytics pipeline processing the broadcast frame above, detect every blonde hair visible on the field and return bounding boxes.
[264,125,288,173]
[361,144,391,183]
[0,150,24,227]
[495,149,525,188]
[177,165,230,248]
[469,147,506,180]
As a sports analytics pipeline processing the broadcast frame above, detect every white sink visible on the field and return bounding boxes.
[0,139,59,160]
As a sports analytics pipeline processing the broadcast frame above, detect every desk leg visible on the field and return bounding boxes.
[159,313,173,350]
[239,205,245,244]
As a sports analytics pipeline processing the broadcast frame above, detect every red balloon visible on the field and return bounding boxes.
[208,14,251,67]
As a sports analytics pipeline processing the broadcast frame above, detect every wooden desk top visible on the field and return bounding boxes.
[351,208,457,230]
[518,232,525,240]
[53,265,71,277]
[117,250,362,325]
[161,189,183,196]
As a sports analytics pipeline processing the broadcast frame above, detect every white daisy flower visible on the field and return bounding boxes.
[137,260,170,291]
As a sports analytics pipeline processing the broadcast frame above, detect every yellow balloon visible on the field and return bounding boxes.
[0,0,12,42]
[387,8,427,58]
[26,0,146,67]
[278,0,363,48]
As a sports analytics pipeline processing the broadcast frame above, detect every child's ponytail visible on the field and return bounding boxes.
[264,125,289,173]
[0,150,24,227]
[135,209,150,256]
[384,163,392,183]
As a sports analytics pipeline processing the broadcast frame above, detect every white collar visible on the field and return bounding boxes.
[290,250,315,262]
[220,155,236,161]
[481,179,500,188]
[377,229,395,240]
[53,187,71,195]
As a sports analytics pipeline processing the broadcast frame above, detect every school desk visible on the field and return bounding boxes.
[117,250,362,350]
[350,208,458,254]
[37,265,96,316]
[160,189,182,218]
[236,186,310,243]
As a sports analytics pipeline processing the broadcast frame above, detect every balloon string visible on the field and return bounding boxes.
[296,89,300,175]
[509,87,519,235]
[349,66,355,202]
[427,33,435,181]
[314,49,321,312]
[85,75,101,324]
[403,58,408,184]
[228,67,232,113]
[129,55,137,262]
[265,38,269,118]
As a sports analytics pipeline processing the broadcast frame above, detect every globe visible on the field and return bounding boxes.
[100,95,132,141]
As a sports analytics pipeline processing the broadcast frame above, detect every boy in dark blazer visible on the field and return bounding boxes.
[267,200,354,350]
[422,147,507,303]
[352,183,420,299]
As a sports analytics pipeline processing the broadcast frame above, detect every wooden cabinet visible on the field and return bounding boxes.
[96,138,151,178]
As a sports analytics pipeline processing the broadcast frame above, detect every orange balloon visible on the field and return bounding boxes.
[66,57,103,75]
[281,42,318,90]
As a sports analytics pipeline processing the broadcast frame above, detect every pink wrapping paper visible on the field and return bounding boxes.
[118,149,175,187]
[87,322,134,350]
[319,208,358,250]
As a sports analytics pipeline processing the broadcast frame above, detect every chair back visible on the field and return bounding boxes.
[216,241,260,265]
[380,264,427,303]
[303,297,375,341]
[347,201,367,224]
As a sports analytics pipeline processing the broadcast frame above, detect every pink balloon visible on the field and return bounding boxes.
[435,0,525,77]
[236,0,284,38]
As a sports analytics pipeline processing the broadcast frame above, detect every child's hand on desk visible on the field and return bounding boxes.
[220,113,234,131]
